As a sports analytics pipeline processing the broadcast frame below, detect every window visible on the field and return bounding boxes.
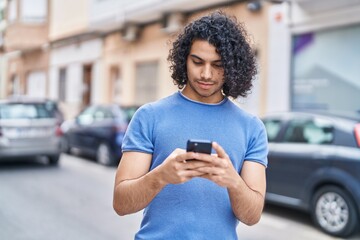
[58,68,67,102]
[82,64,92,107]
[291,24,360,113]
[110,66,122,103]
[0,103,51,119]
[8,0,17,23]
[93,108,114,121]
[10,75,20,95]
[284,118,333,144]
[77,106,97,125]
[0,32,3,46]
[0,1,5,22]
[26,71,46,98]
[263,119,282,142]
[77,107,114,125]
[20,0,47,23]
[135,62,158,105]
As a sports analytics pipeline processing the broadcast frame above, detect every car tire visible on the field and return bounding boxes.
[96,142,114,166]
[48,154,60,165]
[311,186,358,238]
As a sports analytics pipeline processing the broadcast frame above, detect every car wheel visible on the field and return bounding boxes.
[48,154,60,165]
[96,143,114,166]
[311,186,358,237]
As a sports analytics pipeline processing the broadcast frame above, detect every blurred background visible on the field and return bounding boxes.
[1,0,360,239]
[1,0,359,119]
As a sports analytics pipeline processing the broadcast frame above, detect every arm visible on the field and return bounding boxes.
[113,149,212,216]
[228,161,266,225]
[113,151,163,216]
[195,142,266,225]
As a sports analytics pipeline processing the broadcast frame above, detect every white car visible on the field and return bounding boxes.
[0,98,62,165]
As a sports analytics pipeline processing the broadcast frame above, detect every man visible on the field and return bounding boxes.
[113,11,268,240]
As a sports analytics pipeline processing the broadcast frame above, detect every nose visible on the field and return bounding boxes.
[200,64,212,80]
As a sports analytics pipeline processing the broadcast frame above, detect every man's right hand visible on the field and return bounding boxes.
[157,148,213,185]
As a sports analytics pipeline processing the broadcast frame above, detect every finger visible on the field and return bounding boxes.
[175,169,207,182]
[196,166,224,176]
[197,150,228,168]
[184,160,213,169]
[183,170,207,178]
[174,148,186,154]
[212,142,228,159]
[202,174,228,188]
[180,152,213,163]
[199,173,219,182]
[173,151,194,162]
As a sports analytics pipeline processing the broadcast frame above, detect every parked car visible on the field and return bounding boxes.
[7,95,65,124]
[0,97,63,165]
[61,104,138,166]
[262,111,360,237]
[122,105,141,123]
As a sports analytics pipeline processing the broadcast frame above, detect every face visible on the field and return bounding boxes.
[182,40,225,103]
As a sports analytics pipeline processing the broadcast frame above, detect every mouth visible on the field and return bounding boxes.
[196,81,214,90]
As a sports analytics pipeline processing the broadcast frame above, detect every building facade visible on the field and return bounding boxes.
[267,0,360,113]
[0,0,49,98]
[0,0,272,118]
[48,0,102,119]
[2,0,359,119]
[90,0,271,116]
[0,0,6,98]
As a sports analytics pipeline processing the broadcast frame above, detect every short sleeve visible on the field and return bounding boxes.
[245,117,268,167]
[121,104,154,154]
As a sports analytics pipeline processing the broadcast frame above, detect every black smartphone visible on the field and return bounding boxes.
[186,139,212,154]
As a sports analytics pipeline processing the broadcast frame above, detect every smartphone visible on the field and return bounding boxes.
[186,139,212,154]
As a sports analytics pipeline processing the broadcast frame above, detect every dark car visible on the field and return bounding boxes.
[0,97,63,165]
[61,104,138,166]
[122,105,140,123]
[262,111,360,237]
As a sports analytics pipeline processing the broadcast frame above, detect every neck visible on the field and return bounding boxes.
[180,88,225,104]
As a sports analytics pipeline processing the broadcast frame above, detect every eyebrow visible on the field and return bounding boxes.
[189,54,222,63]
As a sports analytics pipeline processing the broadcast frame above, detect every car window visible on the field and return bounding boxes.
[93,109,106,121]
[77,106,115,125]
[0,103,51,119]
[263,119,282,142]
[102,107,116,119]
[44,100,63,121]
[284,118,333,144]
[77,106,97,125]
[93,108,113,121]
[122,106,139,123]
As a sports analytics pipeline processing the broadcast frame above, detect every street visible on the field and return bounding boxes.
[0,154,359,240]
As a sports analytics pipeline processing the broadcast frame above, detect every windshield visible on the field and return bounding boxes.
[0,103,52,119]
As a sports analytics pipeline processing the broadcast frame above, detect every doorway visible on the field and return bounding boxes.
[82,64,92,107]
[110,66,122,104]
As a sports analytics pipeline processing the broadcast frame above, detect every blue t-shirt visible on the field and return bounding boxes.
[122,91,268,240]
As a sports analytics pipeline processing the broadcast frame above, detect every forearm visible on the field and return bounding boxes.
[113,168,166,216]
[228,176,265,226]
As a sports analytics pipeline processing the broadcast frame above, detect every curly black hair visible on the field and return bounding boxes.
[167,11,257,98]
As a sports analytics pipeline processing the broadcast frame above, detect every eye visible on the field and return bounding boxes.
[193,60,202,65]
[213,63,223,68]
